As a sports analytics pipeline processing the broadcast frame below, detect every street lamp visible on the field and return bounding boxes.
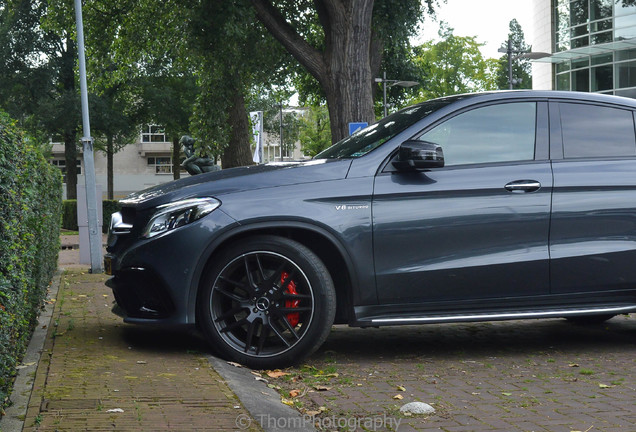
[374,71,419,117]
[498,39,551,89]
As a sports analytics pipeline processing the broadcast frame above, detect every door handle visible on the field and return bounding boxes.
[504,180,541,193]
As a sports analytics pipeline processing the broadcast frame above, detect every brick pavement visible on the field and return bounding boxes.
[19,240,261,431]
[270,317,636,431]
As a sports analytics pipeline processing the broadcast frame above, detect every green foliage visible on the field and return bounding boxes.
[496,19,532,90]
[249,90,302,159]
[411,24,498,101]
[0,110,62,411]
[61,199,77,231]
[299,105,331,157]
[61,199,121,234]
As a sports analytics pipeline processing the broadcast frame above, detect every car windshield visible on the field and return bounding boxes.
[315,98,457,159]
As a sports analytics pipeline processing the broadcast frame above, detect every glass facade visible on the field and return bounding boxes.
[554,0,636,97]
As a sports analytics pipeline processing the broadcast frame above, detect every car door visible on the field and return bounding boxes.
[549,101,636,294]
[372,101,552,305]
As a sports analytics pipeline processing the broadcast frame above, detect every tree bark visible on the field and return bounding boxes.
[64,130,78,200]
[61,36,79,199]
[250,0,376,143]
[221,88,254,169]
[172,136,181,180]
[106,134,114,199]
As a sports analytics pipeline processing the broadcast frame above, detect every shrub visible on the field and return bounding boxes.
[0,112,62,411]
[61,199,121,233]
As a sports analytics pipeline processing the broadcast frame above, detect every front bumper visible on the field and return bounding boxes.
[105,267,175,319]
[104,208,239,326]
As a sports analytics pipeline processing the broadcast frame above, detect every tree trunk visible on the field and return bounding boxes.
[107,134,114,200]
[221,88,254,169]
[64,131,78,200]
[62,36,79,199]
[172,136,181,180]
[250,0,376,143]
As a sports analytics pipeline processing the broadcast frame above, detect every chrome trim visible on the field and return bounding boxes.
[110,212,132,234]
[504,181,541,191]
[370,305,636,324]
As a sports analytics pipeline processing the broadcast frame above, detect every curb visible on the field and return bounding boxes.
[208,356,316,432]
[1,271,62,432]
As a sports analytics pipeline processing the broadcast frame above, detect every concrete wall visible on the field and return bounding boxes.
[532,0,553,90]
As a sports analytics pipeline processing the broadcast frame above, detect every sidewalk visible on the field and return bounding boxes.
[8,236,261,431]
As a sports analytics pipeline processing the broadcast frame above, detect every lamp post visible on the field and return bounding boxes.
[374,71,419,117]
[498,38,551,89]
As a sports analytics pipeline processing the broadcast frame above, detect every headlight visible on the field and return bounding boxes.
[143,197,221,238]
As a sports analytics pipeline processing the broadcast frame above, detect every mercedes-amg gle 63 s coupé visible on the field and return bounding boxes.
[105,91,636,368]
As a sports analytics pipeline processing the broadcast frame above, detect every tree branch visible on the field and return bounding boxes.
[249,0,325,83]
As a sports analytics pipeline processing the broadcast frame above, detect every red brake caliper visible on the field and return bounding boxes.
[281,272,300,327]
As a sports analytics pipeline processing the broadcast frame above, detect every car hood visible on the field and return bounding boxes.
[120,159,352,210]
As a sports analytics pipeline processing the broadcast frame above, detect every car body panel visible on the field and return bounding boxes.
[550,159,636,294]
[105,91,636,337]
[372,162,553,304]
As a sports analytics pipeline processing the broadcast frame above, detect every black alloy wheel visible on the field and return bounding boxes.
[199,235,336,369]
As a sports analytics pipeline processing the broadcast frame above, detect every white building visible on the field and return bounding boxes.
[533,0,636,97]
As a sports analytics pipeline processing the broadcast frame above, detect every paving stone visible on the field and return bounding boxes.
[21,270,260,431]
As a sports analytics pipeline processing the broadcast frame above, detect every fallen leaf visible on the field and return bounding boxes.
[569,363,580,368]
[267,384,281,390]
[599,383,613,388]
[314,385,332,391]
[305,410,322,416]
[289,389,301,398]
[501,392,512,396]
[397,385,406,391]
[267,370,290,378]
[393,394,404,400]
[250,371,262,377]
[255,376,268,383]
[471,392,481,395]
[106,408,124,413]
[281,397,295,406]
[136,361,147,364]
[16,362,36,370]
[227,361,243,368]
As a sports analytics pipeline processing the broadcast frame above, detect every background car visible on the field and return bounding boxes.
[105,90,636,369]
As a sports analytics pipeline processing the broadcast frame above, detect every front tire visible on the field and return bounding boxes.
[198,235,336,369]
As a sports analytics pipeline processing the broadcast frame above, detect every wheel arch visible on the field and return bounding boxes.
[191,221,358,326]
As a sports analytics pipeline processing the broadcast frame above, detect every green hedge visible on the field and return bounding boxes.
[0,112,62,411]
[61,199,121,234]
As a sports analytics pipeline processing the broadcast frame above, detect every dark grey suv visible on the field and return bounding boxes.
[105,91,636,368]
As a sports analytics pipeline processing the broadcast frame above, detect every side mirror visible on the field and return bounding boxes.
[392,140,444,171]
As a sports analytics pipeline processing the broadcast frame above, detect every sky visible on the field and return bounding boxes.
[416,0,534,59]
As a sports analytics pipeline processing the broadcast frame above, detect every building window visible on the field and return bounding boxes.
[147,156,173,174]
[50,159,81,183]
[141,125,167,143]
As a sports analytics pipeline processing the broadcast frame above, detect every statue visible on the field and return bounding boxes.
[180,135,220,175]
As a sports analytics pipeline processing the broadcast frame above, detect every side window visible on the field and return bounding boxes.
[559,103,636,158]
[418,102,536,166]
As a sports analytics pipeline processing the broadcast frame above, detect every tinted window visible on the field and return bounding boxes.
[315,99,457,159]
[559,103,636,158]
[418,102,536,166]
